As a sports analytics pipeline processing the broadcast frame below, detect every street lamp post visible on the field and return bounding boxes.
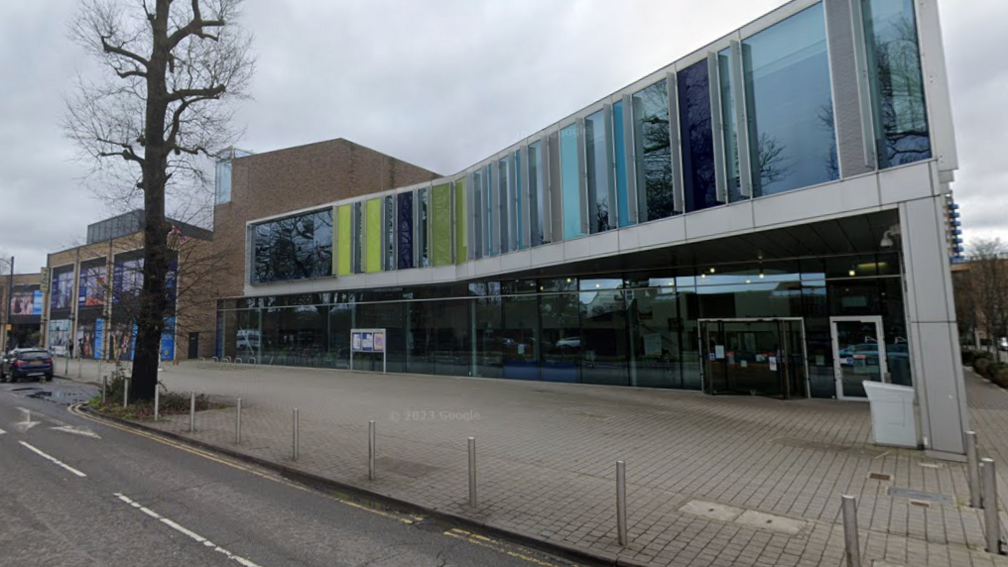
[3,256,13,353]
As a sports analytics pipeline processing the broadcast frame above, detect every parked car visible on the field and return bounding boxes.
[1,349,54,382]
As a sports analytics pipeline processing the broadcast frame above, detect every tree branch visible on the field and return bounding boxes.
[168,84,227,102]
[100,35,150,68]
[168,0,225,48]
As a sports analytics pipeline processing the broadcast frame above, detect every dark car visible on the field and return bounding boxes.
[1,349,54,382]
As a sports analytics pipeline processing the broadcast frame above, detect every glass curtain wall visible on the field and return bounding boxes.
[418,188,430,268]
[862,0,931,168]
[528,141,547,246]
[397,192,414,269]
[366,198,382,273]
[498,157,514,253]
[742,3,838,196]
[221,252,908,397]
[431,184,452,266]
[718,49,744,202]
[471,169,484,260]
[455,178,467,263]
[632,81,676,221]
[384,196,396,271]
[251,209,333,284]
[612,100,634,228]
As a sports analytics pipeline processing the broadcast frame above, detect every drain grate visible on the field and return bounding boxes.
[888,487,952,505]
[868,472,893,481]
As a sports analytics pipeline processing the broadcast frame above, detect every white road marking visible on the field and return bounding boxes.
[114,493,264,567]
[0,427,6,435]
[19,441,87,477]
[50,425,101,439]
[13,407,39,433]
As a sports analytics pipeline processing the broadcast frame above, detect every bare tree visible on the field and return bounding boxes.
[64,0,254,400]
[964,239,1008,353]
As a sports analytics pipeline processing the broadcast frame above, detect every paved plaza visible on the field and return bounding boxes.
[65,360,1008,567]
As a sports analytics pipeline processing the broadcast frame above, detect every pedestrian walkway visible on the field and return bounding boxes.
[70,360,1008,567]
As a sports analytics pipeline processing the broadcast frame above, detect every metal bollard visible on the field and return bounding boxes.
[154,384,159,421]
[982,458,1003,554]
[968,431,981,508]
[617,460,628,547]
[189,391,196,432]
[292,409,300,461]
[368,420,376,481]
[235,398,242,444]
[468,437,477,507]
[123,378,129,408]
[102,375,107,404]
[842,495,862,567]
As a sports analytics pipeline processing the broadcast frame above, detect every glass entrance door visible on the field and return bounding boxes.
[700,319,808,399]
[830,316,887,400]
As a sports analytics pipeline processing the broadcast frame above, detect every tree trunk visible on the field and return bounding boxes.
[129,0,171,401]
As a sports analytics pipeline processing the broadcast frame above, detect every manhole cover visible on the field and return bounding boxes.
[374,457,438,478]
[771,436,888,458]
[887,487,952,505]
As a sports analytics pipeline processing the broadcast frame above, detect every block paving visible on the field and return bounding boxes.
[72,360,1008,567]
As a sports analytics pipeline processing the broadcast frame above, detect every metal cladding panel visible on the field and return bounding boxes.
[708,52,728,203]
[396,192,414,269]
[825,0,871,177]
[431,183,452,266]
[336,205,352,276]
[365,198,382,273]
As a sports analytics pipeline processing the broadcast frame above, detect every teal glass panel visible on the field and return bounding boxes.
[613,100,633,227]
[560,124,584,240]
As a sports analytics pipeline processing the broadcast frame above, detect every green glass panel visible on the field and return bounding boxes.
[455,179,467,263]
[336,205,351,276]
[432,183,452,267]
[366,198,382,273]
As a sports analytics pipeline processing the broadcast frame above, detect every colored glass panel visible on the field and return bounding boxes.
[612,100,633,227]
[365,198,382,273]
[432,183,452,266]
[252,209,333,283]
[560,124,584,240]
[678,60,719,212]
[337,205,351,276]
[455,179,467,263]
[397,192,413,269]
[585,109,612,233]
[632,81,676,220]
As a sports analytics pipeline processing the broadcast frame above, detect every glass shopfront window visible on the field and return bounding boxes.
[862,0,931,168]
[632,81,676,221]
[585,110,613,233]
[252,209,333,284]
[678,60,719,213]
[579,279,628,386]
[743,3,838,196]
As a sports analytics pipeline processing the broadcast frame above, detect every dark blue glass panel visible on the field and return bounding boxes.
[677,60,719,212]
[397,192,413,269]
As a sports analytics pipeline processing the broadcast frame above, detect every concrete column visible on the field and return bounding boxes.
[899,194,969,458]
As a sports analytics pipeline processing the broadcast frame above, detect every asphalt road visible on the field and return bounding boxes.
[0,378,584,567]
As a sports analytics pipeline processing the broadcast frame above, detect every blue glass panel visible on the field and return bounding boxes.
[560,124,584,240]
[528,141,546,246]
[612,100,634,227]
[678,60,719,212]
[743,3,838,196]
[397,192,413,269]
[863,0,931,168]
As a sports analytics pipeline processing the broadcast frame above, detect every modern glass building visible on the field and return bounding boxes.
[216,0,968,457]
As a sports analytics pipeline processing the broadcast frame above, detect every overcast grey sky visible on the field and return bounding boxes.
[0,0,1004,273]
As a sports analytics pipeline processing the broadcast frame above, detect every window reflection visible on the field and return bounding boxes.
[396,193,413,269]
[528,141,547,246]
[560,124,584,239]
[252,209,333,284]
[632,81,676,221]
[862,0,931,168]
[585,110,612,233]
[718,49,743,202]
[743,3,838,196]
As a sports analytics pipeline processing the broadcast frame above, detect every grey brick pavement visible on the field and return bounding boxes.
[73,360,1008,566]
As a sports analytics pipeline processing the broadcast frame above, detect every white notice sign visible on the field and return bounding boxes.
[715,345,725,360]
[769,356,777,371]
